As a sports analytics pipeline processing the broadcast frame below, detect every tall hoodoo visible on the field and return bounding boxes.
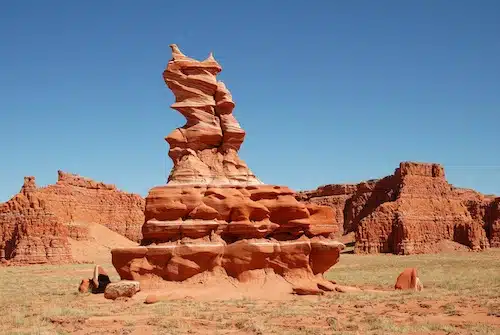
[111,45,344,295]
[163,44,261,186]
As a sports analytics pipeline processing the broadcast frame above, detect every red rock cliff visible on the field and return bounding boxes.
[0,177,72,264]
[29,171,145,241]
[489,198,500,247]
[1,171,145,264]
[298,162,496,254]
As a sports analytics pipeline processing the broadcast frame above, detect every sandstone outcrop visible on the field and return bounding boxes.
[0,178,72,264]
[36,171,144,241]
[111,45,343,293]
[394,268,423,291]
[489,198,500,247]
[5,171,144,242]
[298,162,497,254]
[0,171,144,264]
[163,45,262,186]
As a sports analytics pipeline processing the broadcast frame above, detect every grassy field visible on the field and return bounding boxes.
[0,249,499,335]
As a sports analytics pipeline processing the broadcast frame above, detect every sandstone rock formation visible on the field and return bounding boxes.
[0,171,144,264]
[9,171,144,242]
[0,178,72,264]
[112,45,343,293]
[488,198,500,247]
[298,162,497,254]
[394,268,423,291]
[163,44,261,186]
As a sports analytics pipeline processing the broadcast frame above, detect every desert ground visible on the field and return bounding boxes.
[1,246,499,335]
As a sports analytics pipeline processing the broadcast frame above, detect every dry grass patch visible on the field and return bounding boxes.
[0,250,499,334]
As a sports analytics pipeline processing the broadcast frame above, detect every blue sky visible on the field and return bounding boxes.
[1,0,499,202]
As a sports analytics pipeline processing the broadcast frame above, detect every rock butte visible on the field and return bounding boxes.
[111,44,344,294]
[0,171,144,264]
[298,161,500,254]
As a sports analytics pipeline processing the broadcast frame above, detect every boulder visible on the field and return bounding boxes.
[394,268,423,291]
[104,281,140,300]
[144,294,158,304]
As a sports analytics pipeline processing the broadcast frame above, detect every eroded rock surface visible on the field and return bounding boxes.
[0,179,72,264]
[34,171,144,241]
[163,44,261,186]
[104,280,140,300]
[141,185,339,243]
[113,237,343,287]
[111,45,343,293]
[298,162,497,254]
[0,171,145,264]
[3,171,144,243]
[489,198,500,247]
[394,268,423,291]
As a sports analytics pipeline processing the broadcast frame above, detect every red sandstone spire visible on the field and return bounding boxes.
[162,44,261,186]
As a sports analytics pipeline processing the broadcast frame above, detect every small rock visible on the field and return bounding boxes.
[293,286,324,295]
[104,280,140,300]
[317,283,335,292]
[145,294,158,304]
[395,268,423,291]
[335,286,346,293]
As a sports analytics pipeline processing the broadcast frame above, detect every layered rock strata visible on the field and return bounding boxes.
[141,185,339,243]
[489,198,500,247]
[0,171,145,264]
[298,162,496,254]
[163,44,261,186]
[0,178,72,264]
[112,45,343,292]
[112,237,343,291]
[16,171,144,242]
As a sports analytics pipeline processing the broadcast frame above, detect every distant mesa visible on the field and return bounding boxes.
[298,161,499,254]
[0,171,144,264]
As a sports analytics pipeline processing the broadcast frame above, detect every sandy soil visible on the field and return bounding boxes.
[1,249,499,334]
[69,222,138,264]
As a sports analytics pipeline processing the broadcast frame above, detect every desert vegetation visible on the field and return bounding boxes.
[1,249,499,334]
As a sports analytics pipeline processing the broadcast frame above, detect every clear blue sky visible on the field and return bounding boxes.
[1,0,499,202]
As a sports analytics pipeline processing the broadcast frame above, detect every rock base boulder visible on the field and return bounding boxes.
[112,237,344,291]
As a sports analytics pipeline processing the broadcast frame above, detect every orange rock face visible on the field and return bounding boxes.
[0,179,72,264]
[394,268,422,291]
[489,198,500,247]
[21,171,144,242]
[111,45,343,292]
[299,162,497,254]
[141,185,339,243]
[0,171,145,264]
[163,44,261,186]
[112,237,343,287]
